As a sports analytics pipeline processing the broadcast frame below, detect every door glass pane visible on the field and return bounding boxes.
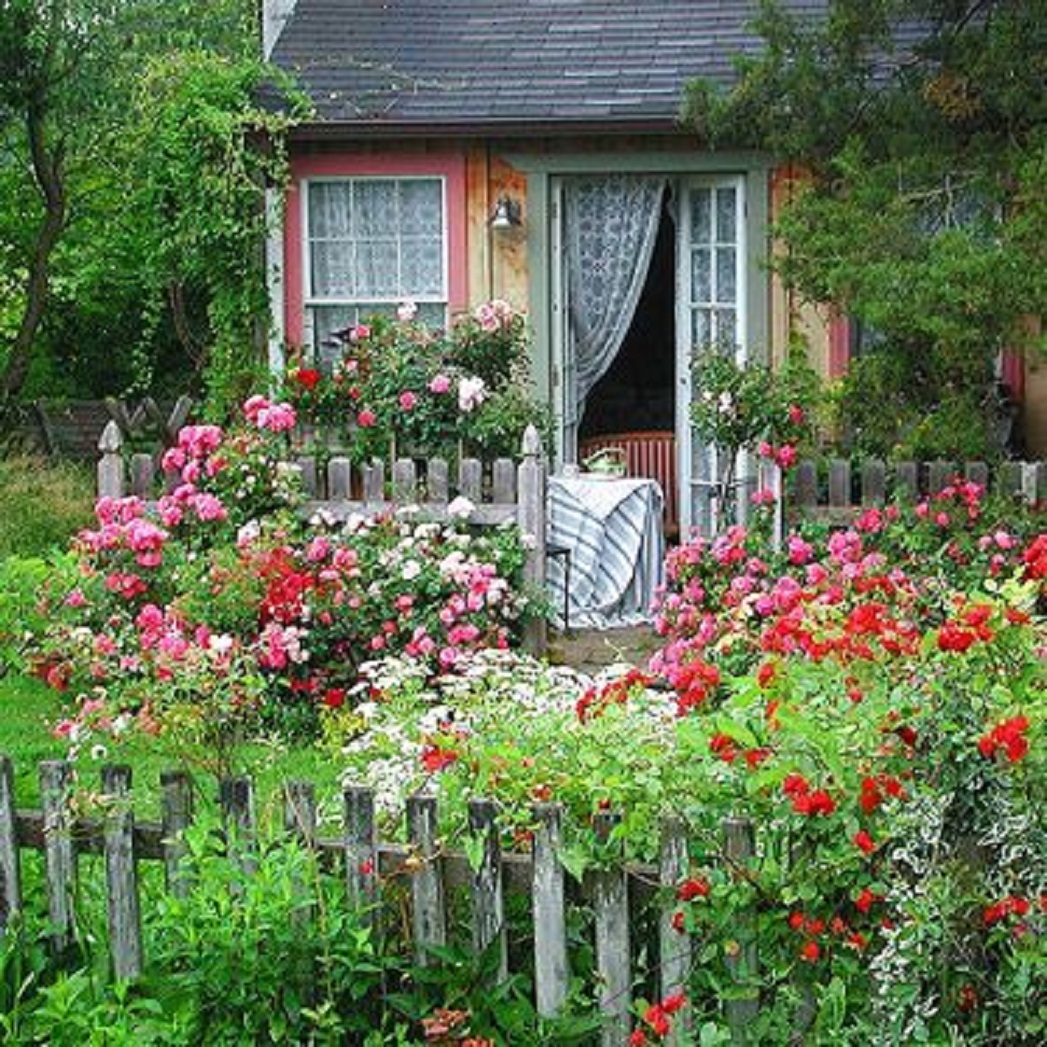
[715,188,737,242]
[714,308,737,348]
[691,249,711,303]
[691,308,711,350]
[691,188,712,244]
[716,248,737,303]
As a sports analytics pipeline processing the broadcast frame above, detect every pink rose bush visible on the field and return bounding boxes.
[31,398,531,764]
[281,300,548,465]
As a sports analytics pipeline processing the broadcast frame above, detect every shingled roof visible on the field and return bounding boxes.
[270,0,831,133]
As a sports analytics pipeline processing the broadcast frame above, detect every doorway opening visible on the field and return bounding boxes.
[578,195,676,442]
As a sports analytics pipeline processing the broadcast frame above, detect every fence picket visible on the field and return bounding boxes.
[327,456,353,500]
[0,755,21,931]
[659,816,692,1044]
[828,459,851,508]
[492,458,516,504]
[363,459,385,504]
[723,817,758,1039]
[160,770,193,898]
[219,776,256,876]
[861,459,886,507]
[928,461,956,495]
[344,785,379,920]
[427,458,449,505]
[459,457,482,502]
[593,810,631,1047]
[532,803,568,1018]
[468,799,507,983]
[102,765,143,980]
[40,760,76,954]
[406,793,446,964]
[393,458,417,502]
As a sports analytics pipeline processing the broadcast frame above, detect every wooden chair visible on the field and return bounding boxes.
[578,430,678,539]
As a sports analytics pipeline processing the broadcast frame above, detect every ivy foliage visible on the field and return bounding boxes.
[0,0,308,421]
[684,0,1047,458]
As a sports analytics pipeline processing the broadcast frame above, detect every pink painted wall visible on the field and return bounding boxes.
[283,152,469,348]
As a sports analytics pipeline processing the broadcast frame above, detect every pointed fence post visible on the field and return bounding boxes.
[97,420,125,499]
[406,793,446,965]
[102,765,143,980]
[344,785,379,924]
[593,810,631,1046]
[468,798,507,983]
[40,761,76,956]
[518,424,547,656]
[0,756,22,933]
[723,817,759,1040]
[659,816,692,1044]
[532,803,569,1018]
[160,770,193,898]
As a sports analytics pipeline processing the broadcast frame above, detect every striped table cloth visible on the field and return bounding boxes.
[547,475,665,629]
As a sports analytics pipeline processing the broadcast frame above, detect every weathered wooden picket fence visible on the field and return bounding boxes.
[0,755,757,1045]
[787,456,1047,524]
[95,421,549,653]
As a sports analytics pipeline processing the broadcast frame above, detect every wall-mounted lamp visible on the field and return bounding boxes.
[490,195,522,229]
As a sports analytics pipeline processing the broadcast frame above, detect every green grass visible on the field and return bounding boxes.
[0,672,347,826]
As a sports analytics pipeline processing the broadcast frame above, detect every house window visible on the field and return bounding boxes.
[304,177,446,359]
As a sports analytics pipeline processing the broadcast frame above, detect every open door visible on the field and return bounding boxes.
[551,173,748,536]
[676,176,747,535]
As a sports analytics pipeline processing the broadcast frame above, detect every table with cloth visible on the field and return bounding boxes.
[546,475,665,629]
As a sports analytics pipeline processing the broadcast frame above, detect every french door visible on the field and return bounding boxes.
[675,176,747,535]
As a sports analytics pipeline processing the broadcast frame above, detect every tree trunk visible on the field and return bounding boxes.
[0,104,65,409]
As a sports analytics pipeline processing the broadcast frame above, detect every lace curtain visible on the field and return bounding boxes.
[562,175,665,458]
[308,179,444,356]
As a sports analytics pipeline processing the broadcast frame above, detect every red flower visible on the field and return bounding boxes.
[788,911,806,931]
[855,888,882,914]
[757,660,777,688]
[806,790,837,816]
[978,715,1030,763]
[800,941,820,962]
[629,1031,649,1047]
[322,687,347,708]
[294,367,321,390]
[677,877,710,902]
[984,895,1030,927]
[671,910,687,934]
[853,830,876,855]
[783,773,809,797]
[642,1004,671,1038]
[420,745,458,773]
[709,733,738,763]
[662,992,687,1015]
[937,623,977,653]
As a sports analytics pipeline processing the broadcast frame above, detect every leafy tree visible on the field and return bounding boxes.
[0,0,305,423]
[684,0,1047,458]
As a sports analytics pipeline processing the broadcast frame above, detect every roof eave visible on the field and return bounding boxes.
[288,115,693,142]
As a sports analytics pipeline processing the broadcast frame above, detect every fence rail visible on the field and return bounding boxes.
[0,755,757,1044]
[787,456,1046,522]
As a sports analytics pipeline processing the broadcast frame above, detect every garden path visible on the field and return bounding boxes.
[547,625,662,676]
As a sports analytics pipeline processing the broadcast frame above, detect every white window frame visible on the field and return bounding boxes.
[301,175,449,351]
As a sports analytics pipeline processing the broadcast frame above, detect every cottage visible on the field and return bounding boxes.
[262,0,1045,535]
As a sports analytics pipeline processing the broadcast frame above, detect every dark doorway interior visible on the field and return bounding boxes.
[579,195,676,439]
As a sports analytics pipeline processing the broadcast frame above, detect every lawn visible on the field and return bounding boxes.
[0,671,345,823]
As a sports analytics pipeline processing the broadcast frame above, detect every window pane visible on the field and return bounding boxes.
[716,248,737,304]
[311,242,355,297]
[715,188,737,242]
[355,240,399,296]
[691,188,712,245]
[400,180,443,236]
[309,183,352,238]
[353,181,398,237]
[401,238,444,296]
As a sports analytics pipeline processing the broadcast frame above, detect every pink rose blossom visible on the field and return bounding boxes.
[428,374,451,394]
[399,391,418,411]
[357,409,377,428]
